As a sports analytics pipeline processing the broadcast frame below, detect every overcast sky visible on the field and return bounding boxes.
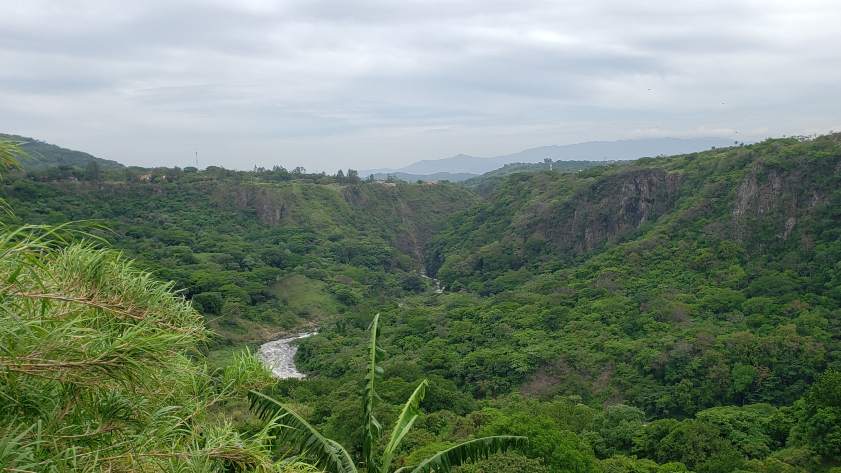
[2,0,840,171]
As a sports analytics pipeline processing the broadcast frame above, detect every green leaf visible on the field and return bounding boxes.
[248,390,358,473]
[380,379,428,473]
[396,436,527,473]
[363,313,383,472]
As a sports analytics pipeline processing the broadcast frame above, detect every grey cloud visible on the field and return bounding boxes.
[1,0,840,170]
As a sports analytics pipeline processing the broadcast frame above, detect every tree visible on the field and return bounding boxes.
[347,169,360,183]
[801,370,841,460]
[85,160,101,182]
[401,273,425,293]
[192,291,224,313]
[249,314,526,473]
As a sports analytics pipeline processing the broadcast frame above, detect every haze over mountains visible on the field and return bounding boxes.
[6,133,735,181]
[364,136,735,180]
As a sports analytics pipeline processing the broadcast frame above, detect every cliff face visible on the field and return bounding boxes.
[731,161,834,244]
[731,151,841,251]
[533,168,682,254]
[215,180,478,266]
[340,182,479,265]
[429,135,841,286]
[224,185,290,226]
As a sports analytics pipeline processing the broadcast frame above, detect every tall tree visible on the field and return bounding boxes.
[84,160,101,182]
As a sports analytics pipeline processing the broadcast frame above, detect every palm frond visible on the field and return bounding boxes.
[0,140,23,177]
[380,379,428,473]
[363,313,383,472]
[248,390,358,473]
[395,436,527,473]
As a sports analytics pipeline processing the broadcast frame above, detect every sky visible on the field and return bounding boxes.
[1,0,840,171]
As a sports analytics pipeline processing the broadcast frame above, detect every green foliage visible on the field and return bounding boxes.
[0,225,299,472]
[292,135,841,472]
[600,455,689,473]
[481,412,599,472]
[1,133,122,172]
[1,170,476,346]
[394,436,528,473]
[800,370,841,460]
[249,317,525,473]
[453,452,550,473]
[194,291,225,314]
[6,134,841,473]
[0,140,23,176]
[249,391,358,473]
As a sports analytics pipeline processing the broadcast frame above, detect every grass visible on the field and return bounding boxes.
[271,274,341,320]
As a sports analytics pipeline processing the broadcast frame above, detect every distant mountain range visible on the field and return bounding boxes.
[363,137,735,180]
[0,133,122,171]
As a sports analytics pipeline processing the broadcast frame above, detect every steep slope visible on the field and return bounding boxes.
[429,136,841,290]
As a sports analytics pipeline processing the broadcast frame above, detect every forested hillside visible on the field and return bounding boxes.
[0,133,123,172]
[2,167,476,345]
[2,135,840,472]
[293,135,841,472]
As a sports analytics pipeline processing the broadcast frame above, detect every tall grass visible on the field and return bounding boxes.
[0,223,306,472]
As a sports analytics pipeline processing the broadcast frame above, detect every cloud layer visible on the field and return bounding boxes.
[2,0,840,170]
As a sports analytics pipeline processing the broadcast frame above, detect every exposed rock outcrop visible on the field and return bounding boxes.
[732,162,829,242]
[215,184,290,225]
[533,168,682,255]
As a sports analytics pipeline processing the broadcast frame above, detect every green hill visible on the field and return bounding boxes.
[0,133,123,171]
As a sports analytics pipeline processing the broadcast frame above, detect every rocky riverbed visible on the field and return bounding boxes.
[257,332,316,379]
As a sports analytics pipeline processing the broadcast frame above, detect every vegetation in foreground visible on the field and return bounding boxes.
[0,223,289,471]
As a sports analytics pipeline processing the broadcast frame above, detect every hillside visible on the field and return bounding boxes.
[2,170,477,345]
[0,133,123,171]
[428,136,841,288]
[2,134,840,472]
[293,135,841,472]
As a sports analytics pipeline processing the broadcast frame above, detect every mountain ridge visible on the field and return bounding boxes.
[0,133,123,171]
[364,136,735,177]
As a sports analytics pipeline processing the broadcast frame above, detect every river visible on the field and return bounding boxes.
[419,272,444,294]
[259,274,440,378]
[257,331,316,379]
